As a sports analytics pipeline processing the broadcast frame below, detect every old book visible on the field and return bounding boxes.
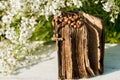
[52,12,105,79]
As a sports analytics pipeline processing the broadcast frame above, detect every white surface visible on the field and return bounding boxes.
[0,43,120,80]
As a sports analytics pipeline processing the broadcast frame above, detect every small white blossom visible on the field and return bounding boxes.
[5,27,18,43]
[19,17,37,44]
[0,28,5,36]
[7,58,16,65]
[73,0,78,6]
[66,1,73,6]
[29,17,37,27]
[95,0,99,4]
[2,15,13,25]
[77,1,82,8]
[102,1,113,12]
[0,2,4,10]
[52,1,58,9]
[10,0,26,12]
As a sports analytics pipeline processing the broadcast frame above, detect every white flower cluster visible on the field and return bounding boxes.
[39,0,83,19]
[5,27,18,44]
[102,1,113,12]
[0,0,83,42]
[0,40,43,75]
[19,17,37,44]
[0,0,83,75]
[101,0,119,22]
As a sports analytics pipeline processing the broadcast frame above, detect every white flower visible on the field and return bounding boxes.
[7,58,16,65]
[49,6,56,15]
[72,0,83,8]
[95,0,99,4]
[30,2,40,12]
[5,27,18,43]
[0,1,8,10]
[102,1,113,12]
[76,1,82,8]
[10,0,26,11]
[21,17,29,24]
[19,17,36,44]
[0,2,4,10]
[0,28,5,36]
[29,17,37,27]
[58,0,66,8]
[0,60,3,66]
[73,0,78,6]
[66,1,73,6]
[6,11,14,17]
[52,1,58,9]
[0,51,5,58]
[2,15,13,25]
